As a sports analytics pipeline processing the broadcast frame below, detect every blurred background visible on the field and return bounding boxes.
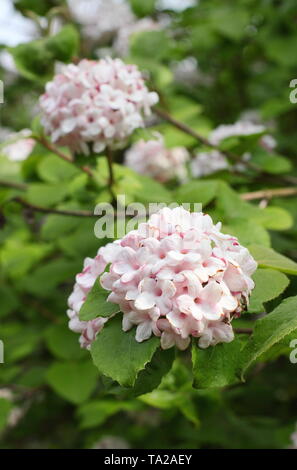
[0,0,297,449]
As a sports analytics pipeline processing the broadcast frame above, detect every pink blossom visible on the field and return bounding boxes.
[124,135,189,182]
[39,58,158,155]
[67,207,257,351]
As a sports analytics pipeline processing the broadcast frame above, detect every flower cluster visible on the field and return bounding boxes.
[39,58,159,155]
[191,119,276,177]
[67,207,257,350]
[209,121,265,146]
[191,150,229,178]
[124,136,189,183]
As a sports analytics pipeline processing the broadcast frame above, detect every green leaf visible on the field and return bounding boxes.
[251,207,293,231]
[248,269,290,313]
[15,0,50,16]
[0,399,12,432]
[37,155,79,184]
[0,284,19,318]
[26,183,68,207]
[136,174,173,204]
[9,40,53,82]
[210,6,249,40]
[1,239,52,279]
[41,214,81,240]
[79,277,120,321]
[192,337,245,389]
[222,220,270,247]
[175,180,218,208]
[91,315,160,387]
[45,324,86,361]
[252,150,292,174]
[130,30,172,61]
[129,0,156,17]
[126,347,175,397]
[46,25,79,63]
[46,361,98,405]
[139,390,181,409]
[240,296,297,379]
[20,259,81,297]
[9,25,79,82]
[77,400,138,429]
[248,245,297,275]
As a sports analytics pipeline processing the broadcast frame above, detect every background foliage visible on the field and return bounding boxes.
[0,0,297,449]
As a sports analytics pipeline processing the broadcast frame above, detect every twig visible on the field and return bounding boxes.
[13,197,97,217]
[241,187,297,201]
[106,146,116,200]
[155,108,265,172]
[234,328,253,335]
[155,108,212,148]
[0,180,27,190]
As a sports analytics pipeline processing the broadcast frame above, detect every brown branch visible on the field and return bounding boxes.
[155,107,212,148]
[13,197,97,217]
[106,147,115,187]
[155,108,265,172]
[234,328,253,335]
[0,180,27,190]
[241,187,297,201]
[106,146,116,201]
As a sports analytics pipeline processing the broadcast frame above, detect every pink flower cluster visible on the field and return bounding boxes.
[124,136,189,183]
[39,58,159,155]
[67,207,257,350]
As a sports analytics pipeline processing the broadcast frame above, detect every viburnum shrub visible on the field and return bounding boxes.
[39,58,158,155]
[2,0,297,449]
[68,207,257,353]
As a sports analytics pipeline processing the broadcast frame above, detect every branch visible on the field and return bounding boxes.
[13,197,97,217]
[241,187,297,201]
[0,180,27,190]
[155,108,265,172]
[234,328,253,335]
[155,108,212,148]
[106,148,114,186]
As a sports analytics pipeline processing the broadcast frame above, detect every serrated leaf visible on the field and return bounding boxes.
[240,296,297,379]
[91,315,160,387]
[192,337,245,389]
[248,245,297,275]
[248,269,290,313]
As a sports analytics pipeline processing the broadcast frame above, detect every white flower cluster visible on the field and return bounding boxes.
[191,120,276,178]
[191,150,229,178]
[39,58,159,155]
[124,136,189,182]
[67,207,257,351]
